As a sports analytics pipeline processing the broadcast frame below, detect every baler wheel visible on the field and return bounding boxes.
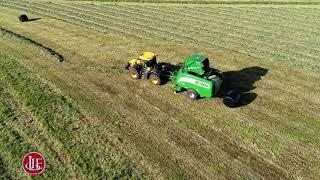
[223,89,241,108]
[187,89,199,100]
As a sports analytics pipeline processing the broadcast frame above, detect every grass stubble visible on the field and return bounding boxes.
[0,1,319,179]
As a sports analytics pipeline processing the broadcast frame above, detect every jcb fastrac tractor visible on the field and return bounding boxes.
[125,52,240,107]
[125,52,171,85]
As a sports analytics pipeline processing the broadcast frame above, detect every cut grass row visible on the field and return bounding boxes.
[66,0,320,5]
[60,2,320,69]
[0,1,217,47]
[0,51,71,178]
[46,1,320,49]
[258,5,320,18]
[106,3,320,66]
[211,7,320,43]
[11,8,311,109]
[115,3,320,61]
[3,0,317,77]
[23,0,204,43]
[0,27,64,62]
[0,1,141,38]
[235,6,320,28]
[192,6,320,40]
[190,4,320,28]
[132,3,320,49]
[1,4,320,179]
[0,42,140,178]
[3,1,168,42]
[4,0,319,72]
[8,7,320,170]
[73,3,320,70]
[0,10,264,179]
[132,4,320,53]
[0,81,69,179]
[140,3,320,33]
[0,14,169,178]
[1,0,318,84]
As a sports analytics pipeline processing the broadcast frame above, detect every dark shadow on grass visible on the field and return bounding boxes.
[219,66,268,107]
[27,18,41,22]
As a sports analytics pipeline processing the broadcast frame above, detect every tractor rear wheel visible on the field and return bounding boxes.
[129,68,140,79]
[187,89,198,100]
[149,74,161,85]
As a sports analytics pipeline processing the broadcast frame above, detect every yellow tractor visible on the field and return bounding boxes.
[125,52,171,85]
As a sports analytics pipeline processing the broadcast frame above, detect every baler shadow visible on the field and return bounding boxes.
[219,66,268,107]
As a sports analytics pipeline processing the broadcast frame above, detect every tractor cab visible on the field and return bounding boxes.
[138,52,157,67]
[126,52,166,85]
[139,52,157,62]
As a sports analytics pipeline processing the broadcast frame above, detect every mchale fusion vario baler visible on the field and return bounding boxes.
[125,52,240,107]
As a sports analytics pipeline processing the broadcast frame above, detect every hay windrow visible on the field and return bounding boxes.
[2,0,319,73]
[66,0,320,5]
[1,2,320,179]
[0,27,64,62]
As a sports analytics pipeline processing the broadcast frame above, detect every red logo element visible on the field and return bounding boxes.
[22,152,45,176]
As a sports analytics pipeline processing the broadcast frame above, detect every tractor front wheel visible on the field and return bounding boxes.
[187,89,199,100]
[129,68,140,79]
[149,73,161,85]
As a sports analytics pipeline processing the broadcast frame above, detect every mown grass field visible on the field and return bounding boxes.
[0,0,320,179]
[66,0,320,4]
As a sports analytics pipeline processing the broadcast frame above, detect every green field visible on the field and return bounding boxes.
[0,0,320,179]
[66,0,320,4]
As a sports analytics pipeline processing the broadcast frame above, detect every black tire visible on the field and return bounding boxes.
[223,97,236,108]
[125,63,130,70]
[187,89,199,100]
[149,73,161,85]
[129,68,140,79]
[223,89,241,108]
[19,15,28,22]
[157,62,171,72]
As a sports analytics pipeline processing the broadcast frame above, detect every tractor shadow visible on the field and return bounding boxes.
[219,66,268,107]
